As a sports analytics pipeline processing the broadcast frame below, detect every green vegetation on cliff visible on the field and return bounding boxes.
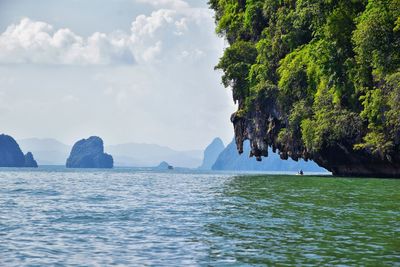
[210,0,400,169]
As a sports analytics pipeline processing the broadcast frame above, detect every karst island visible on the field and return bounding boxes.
[210,0,400,177]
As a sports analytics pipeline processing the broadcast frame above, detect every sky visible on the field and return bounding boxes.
[0,0,236,150]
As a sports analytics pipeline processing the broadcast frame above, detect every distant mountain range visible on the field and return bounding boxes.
[18,137,327,172]
[205,139,327,172]
[18,138,202,168]
[106,143,202,168]
[18,138,70,165]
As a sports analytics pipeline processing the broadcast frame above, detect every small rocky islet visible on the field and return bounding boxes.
[155,161,174,170]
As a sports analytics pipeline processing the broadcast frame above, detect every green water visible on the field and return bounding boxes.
[1,169,399,266]
[208,175,400,266]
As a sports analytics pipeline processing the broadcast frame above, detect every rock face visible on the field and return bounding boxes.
[212,139,325,172]
[24,152,38,168]
[231,104,400,177]
[198,138,225,170]
[210,2,400,178]
[66,136,113,168]
[0,134,38,168]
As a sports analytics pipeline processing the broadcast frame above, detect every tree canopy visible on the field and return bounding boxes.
[210,0,400,160]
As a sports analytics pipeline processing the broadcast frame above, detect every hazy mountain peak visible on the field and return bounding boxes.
[18,138,70,150]
[17,138,71,165]
[198,137,225,170]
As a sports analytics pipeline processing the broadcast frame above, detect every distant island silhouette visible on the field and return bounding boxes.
[0,134,38,168]
[66,136,113,169]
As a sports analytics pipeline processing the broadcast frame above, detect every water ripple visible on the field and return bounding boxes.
[0,169,399,266]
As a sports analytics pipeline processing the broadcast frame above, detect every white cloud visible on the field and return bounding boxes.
[174,18,188,35]
[0,18,134,65]
[142,41,162,62]
[0,4,214,65]
[131,9,176,38]
[128,7,216,64]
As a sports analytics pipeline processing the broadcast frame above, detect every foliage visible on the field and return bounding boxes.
[210,0,400,157]
[215,40,257,104]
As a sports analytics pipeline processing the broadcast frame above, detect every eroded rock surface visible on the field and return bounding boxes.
[24,152,38,168]
[66,136,113,168]
[0,134,38,168]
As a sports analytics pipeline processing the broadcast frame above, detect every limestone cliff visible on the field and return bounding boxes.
[66,136,113,169]
[231,101,400,177]
[24,152,38,168]
[210,1,400,177]
[212,139,325,172]
[0,134,38,168]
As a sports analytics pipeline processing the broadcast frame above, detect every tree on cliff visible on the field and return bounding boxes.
[210,0,400,176]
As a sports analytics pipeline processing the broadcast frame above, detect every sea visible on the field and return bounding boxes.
[0,167,399,266]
